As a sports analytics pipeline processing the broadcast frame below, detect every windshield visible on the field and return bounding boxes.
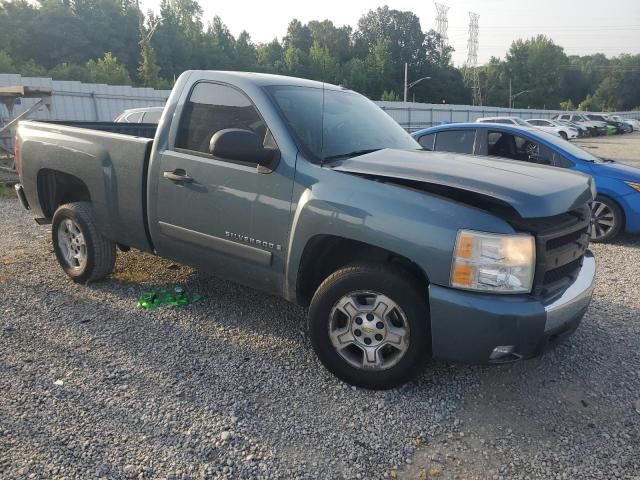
[533,128,601,162]
[266,85,420,161]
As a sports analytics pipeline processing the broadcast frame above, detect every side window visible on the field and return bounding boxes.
[528,120,542,126]
[175,82,267,157]
[142,110,162,123]
[553,152,574,168]
[487,131,551,164]
[561,115,570,120]
[434,130,475,154]
[418,133,435,150]
[125,112,143,123]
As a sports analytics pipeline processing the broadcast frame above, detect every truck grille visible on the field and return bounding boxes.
[530,205,591,302]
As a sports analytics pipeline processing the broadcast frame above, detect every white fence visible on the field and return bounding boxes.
[376,101,640,132]
[1,73,639,143]
[0,74,170,122]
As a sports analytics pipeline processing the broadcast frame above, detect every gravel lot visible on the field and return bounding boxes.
[1,136,640,479]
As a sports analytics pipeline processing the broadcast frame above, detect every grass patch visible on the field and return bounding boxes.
[0,184,16,199]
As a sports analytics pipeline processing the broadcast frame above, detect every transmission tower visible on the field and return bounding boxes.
[464,12,482,106]
[434,3,450,56]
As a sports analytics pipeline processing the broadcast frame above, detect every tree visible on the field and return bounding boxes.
[381,90,400,101]
[0,50,15,73]
[85,52,132,85]
[234,31,258,71]
[284,19,312,52]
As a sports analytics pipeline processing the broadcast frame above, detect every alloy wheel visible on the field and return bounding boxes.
[328,291,410,371]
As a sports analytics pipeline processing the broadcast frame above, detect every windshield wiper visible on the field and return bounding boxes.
[323,148,382,163]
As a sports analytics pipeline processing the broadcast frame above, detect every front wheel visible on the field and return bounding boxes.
[308,263,430,389]
[590,195,623,243]
[52,202,116,283]
[559,131,568,141]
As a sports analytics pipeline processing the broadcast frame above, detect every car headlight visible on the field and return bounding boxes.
[451,230,536,293]
[625,181,640,193]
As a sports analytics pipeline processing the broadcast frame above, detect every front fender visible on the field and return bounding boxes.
[284,161,516,301]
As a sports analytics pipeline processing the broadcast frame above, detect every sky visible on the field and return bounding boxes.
[141,0,640,66]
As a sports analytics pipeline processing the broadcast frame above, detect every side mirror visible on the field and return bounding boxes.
[209,128,278,166]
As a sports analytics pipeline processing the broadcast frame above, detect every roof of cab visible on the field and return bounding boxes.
[184,70,347,91]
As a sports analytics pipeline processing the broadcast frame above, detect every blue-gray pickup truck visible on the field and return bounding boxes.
[14,71,596,389]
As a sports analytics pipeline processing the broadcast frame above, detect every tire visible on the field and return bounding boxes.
[52,202,116,283]
[590,195,624,243]
[308,263,430,389]
[559,131,568,141]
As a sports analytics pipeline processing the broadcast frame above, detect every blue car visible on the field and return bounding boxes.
[411,123,640,242]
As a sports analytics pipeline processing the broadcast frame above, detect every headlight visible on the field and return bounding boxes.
[451,230,535,293]
[625,181,640,193]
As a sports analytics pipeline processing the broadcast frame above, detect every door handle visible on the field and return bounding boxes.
[163,170,193,183]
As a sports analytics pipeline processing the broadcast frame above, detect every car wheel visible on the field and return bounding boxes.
[308,263,430,389]
[52,202,116,283]
[559,131,568,141]
[590,195,623,243]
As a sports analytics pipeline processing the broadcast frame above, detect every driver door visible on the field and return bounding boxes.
[149,81,293,296]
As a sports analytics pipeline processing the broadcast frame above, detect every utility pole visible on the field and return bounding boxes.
[509,78,512,109]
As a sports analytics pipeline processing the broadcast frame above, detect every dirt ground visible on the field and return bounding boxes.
[575,132,640,167]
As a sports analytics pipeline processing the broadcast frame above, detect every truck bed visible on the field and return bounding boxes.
[41,121,157,139]
[17,120,156,252]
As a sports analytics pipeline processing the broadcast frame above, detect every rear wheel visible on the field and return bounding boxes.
[308,263,430,389]
[590,195,623,243]
[52,202,116,283]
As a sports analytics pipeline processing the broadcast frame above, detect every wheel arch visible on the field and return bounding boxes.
[295,234,430,307]
[37,169,91,219]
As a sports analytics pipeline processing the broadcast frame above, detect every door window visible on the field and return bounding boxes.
[417,133,435,150]
[175,82,267,158]
[487,131,551,164]
[142,110,162,123]
[434,130,475,154]
[125,111,143,123]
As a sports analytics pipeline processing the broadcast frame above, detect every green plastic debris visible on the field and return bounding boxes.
[137,287,204,309]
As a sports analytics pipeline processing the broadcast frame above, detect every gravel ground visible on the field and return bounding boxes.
[575,132,640,168]
[1,193,639,479]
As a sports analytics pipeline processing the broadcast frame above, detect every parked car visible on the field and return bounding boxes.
[616,117,640,130]
[525,118,578,140]
[606,115,634,133]
[585,114,625,134]
[553,118,590,137]
[14,71,596,389]
[552,113,606,136]
[412,122,640,243]
[476,116,530,127]
[114,106,164,124]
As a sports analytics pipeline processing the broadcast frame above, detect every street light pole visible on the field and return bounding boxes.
[404,62,408,102]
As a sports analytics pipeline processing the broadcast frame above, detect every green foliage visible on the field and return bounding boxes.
[381,90,400,101]
[0,50,15,73]
[0,1,635,110]
[85,53,132,85]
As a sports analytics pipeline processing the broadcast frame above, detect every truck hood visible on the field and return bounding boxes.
[331,149,595,218]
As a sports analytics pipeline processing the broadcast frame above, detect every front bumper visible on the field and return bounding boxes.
[428,251,595,364]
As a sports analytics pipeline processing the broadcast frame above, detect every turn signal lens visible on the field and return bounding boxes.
[450,230,535,293]
[625,181,640,193]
